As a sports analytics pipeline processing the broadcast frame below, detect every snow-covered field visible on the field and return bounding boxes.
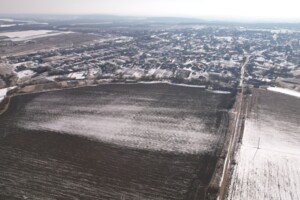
[0,83,232,199]
[0,18,16,22]
[227,89,300,200]
[267,87,300,98]
[0,30,73,41]
[13,83,231,155]
[0,24,16,28]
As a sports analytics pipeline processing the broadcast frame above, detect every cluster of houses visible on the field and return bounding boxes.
[1,25,299,91]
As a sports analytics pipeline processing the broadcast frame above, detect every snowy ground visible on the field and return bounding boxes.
[0,87,16,103]
[0,24,16,28]
[14,84,230,154]
[0,30,73,41]
[267,87,300,98]
[67,71,86,80]
[16,69,36,80]
[227,89,300,200]
[0,88,7,102]
[0,83,231,199]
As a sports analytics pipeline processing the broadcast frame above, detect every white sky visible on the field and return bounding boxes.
[1,0,300,22]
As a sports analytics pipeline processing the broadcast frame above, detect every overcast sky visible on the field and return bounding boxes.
[1,0,300,22]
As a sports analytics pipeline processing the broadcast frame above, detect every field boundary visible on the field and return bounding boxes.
[206,81,250,199]
[218,93,247,200]
[205,91,246,199]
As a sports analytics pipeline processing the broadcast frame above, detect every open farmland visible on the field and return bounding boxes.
[227,89,300,200]
[0,32,100,56]
[0,30,73,41]
[0,83,232,200]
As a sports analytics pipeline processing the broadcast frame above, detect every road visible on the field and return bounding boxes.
[217,56,249,200]
[239,56,250,88]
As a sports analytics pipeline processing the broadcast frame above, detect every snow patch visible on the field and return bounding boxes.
[207,90,231,94]
[0,86,15,102]
[0,24,16,28]
[168,83,206,88]
[0,88,8,102]
[67,72,86,80]
[267,87,300,98]
[16,70,35,80]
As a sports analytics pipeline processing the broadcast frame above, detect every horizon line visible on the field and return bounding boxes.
[1,13,300,24]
